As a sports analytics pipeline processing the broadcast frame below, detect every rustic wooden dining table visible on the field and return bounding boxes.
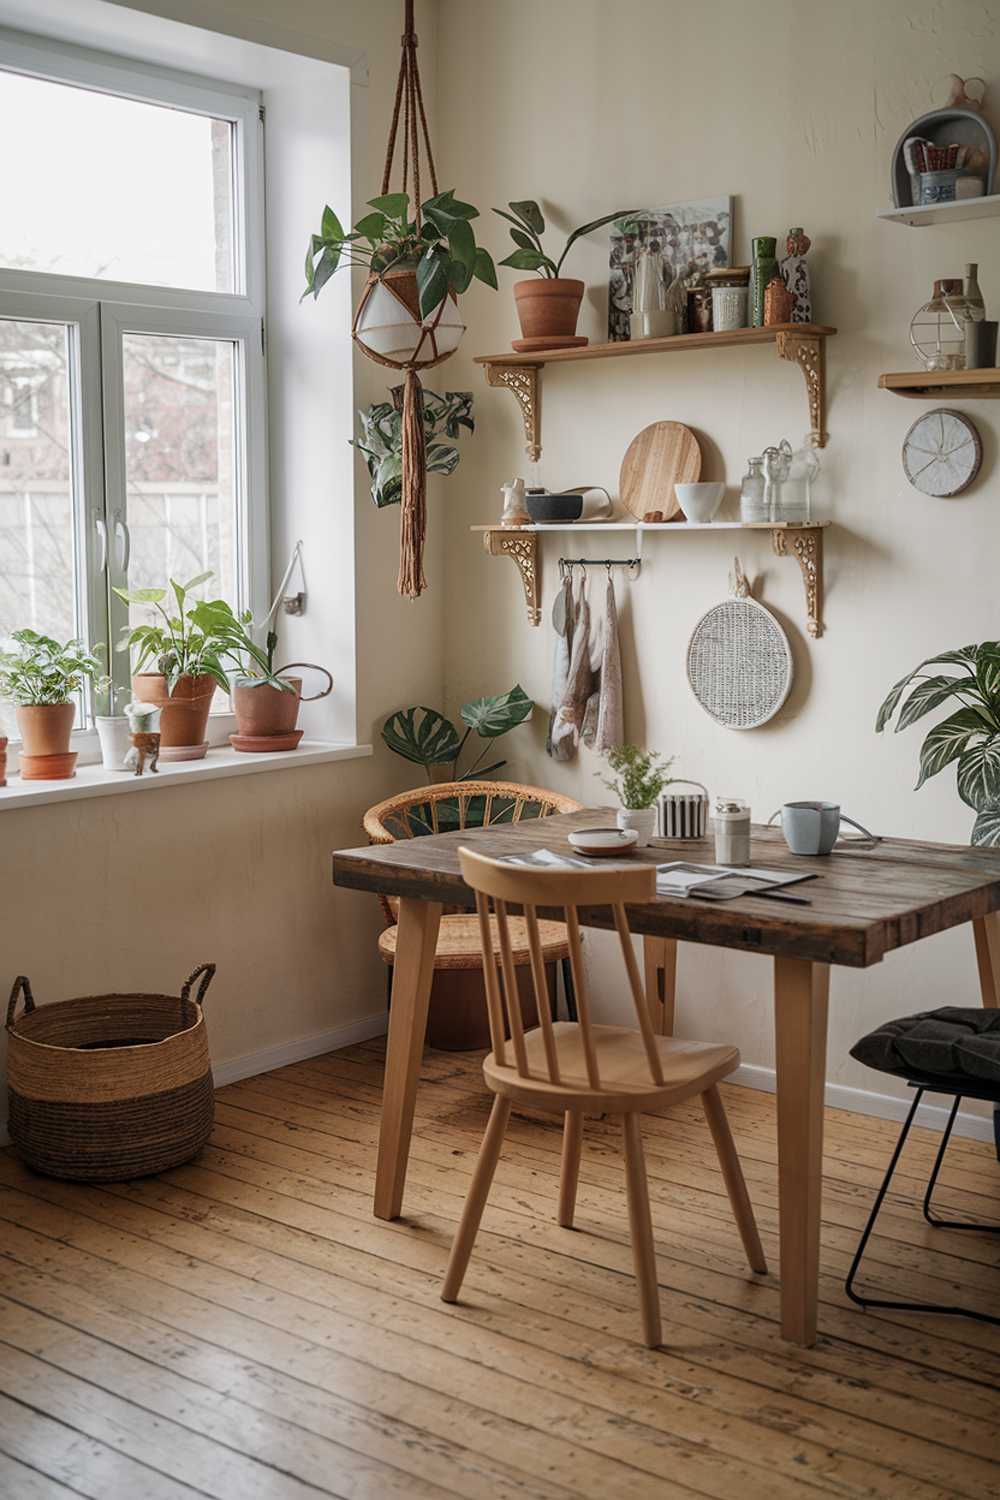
[332,810,1000,1346]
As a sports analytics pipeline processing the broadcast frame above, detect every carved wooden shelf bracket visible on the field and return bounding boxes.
[772,524,824,638]
[775,332,827,448]
[484,362,541,462]
[483,529,540,625]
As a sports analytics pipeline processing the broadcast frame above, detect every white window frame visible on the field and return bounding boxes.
[0,27,267,747]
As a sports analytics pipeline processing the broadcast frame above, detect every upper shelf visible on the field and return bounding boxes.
[879,368,1000,399]
[878,193,1000,228]
[474,323,837,457]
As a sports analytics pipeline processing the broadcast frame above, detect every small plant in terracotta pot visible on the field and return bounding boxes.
[494,199,637,351]
[0,630,102,780]
[114,573,274,761]
[230,627,332,753]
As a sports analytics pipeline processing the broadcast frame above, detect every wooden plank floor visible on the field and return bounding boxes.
[1,1038,998,1499]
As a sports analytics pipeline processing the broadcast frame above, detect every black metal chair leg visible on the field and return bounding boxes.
[923,1095,1000,1232]
[846,1087,1000,1325]
[561,956,578,1023]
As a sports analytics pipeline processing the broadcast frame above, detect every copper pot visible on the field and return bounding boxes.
[132,673,216,749]
[232,663,333,740]
[16,703,75,758]
[513,278,585,341]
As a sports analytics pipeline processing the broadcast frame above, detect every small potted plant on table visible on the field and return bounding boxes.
[494,199,637,351]
[599,743,675,846]
[0,631,102,780]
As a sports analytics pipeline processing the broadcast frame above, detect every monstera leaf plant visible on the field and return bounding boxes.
[876,642,1000,845]
[352,390,474,508]
[382,685,534,783]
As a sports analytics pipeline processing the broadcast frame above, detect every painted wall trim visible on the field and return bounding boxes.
[729,1062,995,1144]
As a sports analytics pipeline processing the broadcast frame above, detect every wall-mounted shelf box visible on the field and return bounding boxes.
[878,193,1000,228]
[879,368,1000,399]
[474,323,837,459]
[472,521,829,638]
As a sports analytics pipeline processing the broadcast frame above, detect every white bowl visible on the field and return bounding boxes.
[675,481,725,523]
[568,826,639,858]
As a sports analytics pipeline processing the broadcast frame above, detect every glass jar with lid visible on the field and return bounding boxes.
[740,456,767,522]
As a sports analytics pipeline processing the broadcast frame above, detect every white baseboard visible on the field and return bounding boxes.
[730,1062,996,1144]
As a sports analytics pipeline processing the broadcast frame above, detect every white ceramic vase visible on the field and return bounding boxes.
[616,805,657,847]
[95,715,133,771]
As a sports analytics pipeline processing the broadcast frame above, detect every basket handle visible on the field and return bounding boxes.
[6,976,35,1030]
[180,963,216,1010]
[662,780,709,798]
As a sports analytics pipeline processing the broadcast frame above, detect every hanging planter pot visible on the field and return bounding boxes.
[353,264,465,370]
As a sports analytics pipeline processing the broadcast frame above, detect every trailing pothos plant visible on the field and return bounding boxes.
[114,573,286,695]
[382,686,534,783]
[352,390,474,508]
[493,199,637,278]
[303,190,497,316]
[876,642,1000,846]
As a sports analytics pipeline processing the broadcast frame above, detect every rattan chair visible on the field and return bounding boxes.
[363,780,583,1046]
[440,848,766,1347]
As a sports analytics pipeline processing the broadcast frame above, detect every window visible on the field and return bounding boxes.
[0,32,266,727]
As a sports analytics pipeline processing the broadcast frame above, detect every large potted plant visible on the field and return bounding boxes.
[0,630,102,780]
[877,640,1000,845]
[382,685,534,787]
[494,199,637,350]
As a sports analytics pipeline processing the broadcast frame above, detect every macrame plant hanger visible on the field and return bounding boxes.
[354,0,452,600]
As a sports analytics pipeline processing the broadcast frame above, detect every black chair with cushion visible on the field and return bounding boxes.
[846,1007,1000,1326]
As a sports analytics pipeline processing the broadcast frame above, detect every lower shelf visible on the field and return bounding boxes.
[473,522,827,638]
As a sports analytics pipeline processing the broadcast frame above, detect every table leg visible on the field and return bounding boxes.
[642,936,677,1036]
[374,897,442,1220]
[773,956,830,1346]
[972,914,1000,1008]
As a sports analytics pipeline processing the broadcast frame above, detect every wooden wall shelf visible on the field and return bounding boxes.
[879,368,1000,399]
[472,521,828,638]
[475,323,837,459]
[878,193,1000,228]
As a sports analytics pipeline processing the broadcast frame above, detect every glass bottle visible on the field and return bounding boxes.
[739,456,766,522]
[778,446,820,522]
[964,262,985,322]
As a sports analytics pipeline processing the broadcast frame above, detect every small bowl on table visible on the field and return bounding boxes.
[568,826,639,858]
[675,481,725,524]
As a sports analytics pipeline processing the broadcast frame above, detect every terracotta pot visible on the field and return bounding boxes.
[513,278,585,343]
[20,751,78,781]
[16,703,75,758]
[231,663,333,751]
[131,673,215,749]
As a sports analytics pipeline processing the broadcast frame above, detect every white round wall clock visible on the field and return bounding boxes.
[902,408,982,497]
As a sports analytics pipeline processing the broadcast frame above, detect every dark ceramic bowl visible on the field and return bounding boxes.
[525,491,584,523]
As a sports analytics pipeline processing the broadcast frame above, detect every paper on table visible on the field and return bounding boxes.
[500,848,628,870]
[656,861,813,895]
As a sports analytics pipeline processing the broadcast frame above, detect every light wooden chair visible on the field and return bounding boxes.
[441,847,767,1347]
[364,781,583,1046]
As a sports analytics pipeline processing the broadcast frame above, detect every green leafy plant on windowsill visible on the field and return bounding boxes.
[493,200,637,278]
[303,190,497,316]
[598,743,676,810]
[113,573,288,695]
[0,630,102,705]
[382,686,534,784]
[353,390,474,509]
[876,642,1000,846]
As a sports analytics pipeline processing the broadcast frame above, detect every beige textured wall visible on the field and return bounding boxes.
[436,0,1000,1105]
[1,0,444,1082]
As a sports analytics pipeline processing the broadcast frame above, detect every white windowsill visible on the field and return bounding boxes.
[0,740,373,809]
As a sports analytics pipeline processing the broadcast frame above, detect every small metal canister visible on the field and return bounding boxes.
[714,798,751,866]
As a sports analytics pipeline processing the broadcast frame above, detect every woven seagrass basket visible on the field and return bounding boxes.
[6,963,216,1181]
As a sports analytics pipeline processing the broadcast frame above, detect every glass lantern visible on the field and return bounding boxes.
[909,278,968,371]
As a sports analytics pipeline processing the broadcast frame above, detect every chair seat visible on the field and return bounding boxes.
[483,1021,740,1112]
[377,913,571,971]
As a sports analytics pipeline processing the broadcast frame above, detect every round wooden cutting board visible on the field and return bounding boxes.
[619,421,702,521]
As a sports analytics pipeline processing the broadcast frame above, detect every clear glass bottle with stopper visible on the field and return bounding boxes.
[740,456,767,523]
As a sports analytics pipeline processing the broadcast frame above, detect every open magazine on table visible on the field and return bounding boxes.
[499,850,817,901]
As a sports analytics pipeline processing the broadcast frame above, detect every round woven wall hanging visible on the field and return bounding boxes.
[686,559,793,729]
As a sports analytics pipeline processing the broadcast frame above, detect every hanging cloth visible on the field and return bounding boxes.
[552,573,593,756]
[546,570,575,761]
[590,573,624,752]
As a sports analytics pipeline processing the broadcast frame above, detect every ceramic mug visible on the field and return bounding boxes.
[768,801,877,856]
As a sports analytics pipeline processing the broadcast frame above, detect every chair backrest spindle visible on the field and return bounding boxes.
[474,891,507,1067]
[494,898,530,1076]
[524,904,561,1084]
[612,902,665,1086]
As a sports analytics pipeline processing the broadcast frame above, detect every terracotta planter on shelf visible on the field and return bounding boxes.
[512,278,587,351]
[231,664,333,753]
[15,703,78,780]
[131,673,215,758]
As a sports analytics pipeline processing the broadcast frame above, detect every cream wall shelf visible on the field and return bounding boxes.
[471,522,828,638]
[879,368,1000,399]
[878,194,1000,228]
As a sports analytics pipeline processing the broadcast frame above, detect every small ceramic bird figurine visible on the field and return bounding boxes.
[943,74,986,111]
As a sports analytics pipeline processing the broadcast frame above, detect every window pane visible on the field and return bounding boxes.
[0,71,235,292]
[0,318,83,646]
[122,332,241,706]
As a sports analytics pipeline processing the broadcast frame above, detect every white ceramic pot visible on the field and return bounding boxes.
[616,806,658,847]
[95,716,133,771]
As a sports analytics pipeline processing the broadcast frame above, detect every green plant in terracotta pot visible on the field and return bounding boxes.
[229,623,332,753]
[494,200,637,351]
[0,630,102,780]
